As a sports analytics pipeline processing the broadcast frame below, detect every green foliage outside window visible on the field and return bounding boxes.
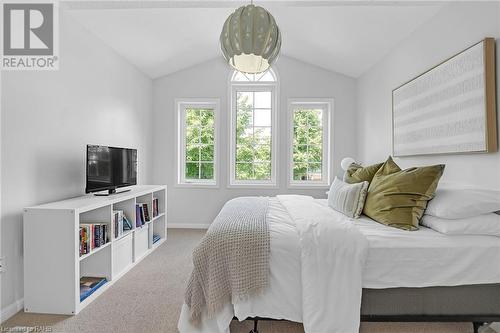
[293,109,323,181]
[235,92,272,180]
[185,108,214,180]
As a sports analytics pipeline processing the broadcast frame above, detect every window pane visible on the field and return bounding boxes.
[200,128,214,144]
[237,92,253,109]
[293,145,308,163]
[308,145,322,163]
[308,163,322,181]
[293,110,309,127]
[185,162,199,179]
[257,71,275,82]
[308,127,322,145]
[254,127,271,144]
[186,127,200,145]
[254,145,271,161]
[236,163,253,180]
[254,92,271,108]
[254,108,271,126]
[254,163,271,180]
[236,145,253,162]
[200,163,214,179]
[293,163,308,181]
[293,127,308,145]
[185,145,199,162]
[199,109,214,127]
[200,145,214,161]
[186,109,201,127]
[236,127,253,145]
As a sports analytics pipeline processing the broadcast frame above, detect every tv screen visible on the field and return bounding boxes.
[86,145,137,194]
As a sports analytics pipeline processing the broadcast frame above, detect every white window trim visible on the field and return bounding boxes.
[287,98,333,188]
[228,82,279,188]
[175,98,220,188]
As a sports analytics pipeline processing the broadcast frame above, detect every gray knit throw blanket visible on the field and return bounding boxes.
[185,197,270,324]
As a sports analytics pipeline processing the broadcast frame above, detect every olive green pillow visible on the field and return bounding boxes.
[344,162,383,184]
[363,157,445,231]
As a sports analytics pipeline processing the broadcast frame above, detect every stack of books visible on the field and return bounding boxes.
[113,211,133,238]
[152,197,159,218]
[135,203,150,227]
[80,276,107,302]
[153,234,161,244]
[79,223,109,256]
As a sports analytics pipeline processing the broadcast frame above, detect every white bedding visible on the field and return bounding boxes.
[179,196,500,333]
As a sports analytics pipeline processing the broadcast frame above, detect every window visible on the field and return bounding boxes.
[229,69,278,187]
[288,99,332,187]
[176,99,219,186]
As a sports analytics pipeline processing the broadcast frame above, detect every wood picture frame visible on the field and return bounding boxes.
[392,38,497,157]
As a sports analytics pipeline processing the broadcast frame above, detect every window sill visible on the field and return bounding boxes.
[287,183,330,190]
[227,182,278,189]
[175,183,219,189]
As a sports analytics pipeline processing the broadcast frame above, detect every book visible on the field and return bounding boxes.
[136,204,143,227]
[138,203,150,222]
[123,214,132,231]
[140,205,146,224]
[80,276,107,302]
[152,198,159,218]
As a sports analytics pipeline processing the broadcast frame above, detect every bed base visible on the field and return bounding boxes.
[234,316,499,333]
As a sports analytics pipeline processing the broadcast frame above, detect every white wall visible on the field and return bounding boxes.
[357,1,500,189]
[153,56,357,225]
[0,11,153,319]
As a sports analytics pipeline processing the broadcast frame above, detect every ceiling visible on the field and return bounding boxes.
[66,1,446,79]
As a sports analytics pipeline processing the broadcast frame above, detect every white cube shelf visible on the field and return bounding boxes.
[23,185,167,315]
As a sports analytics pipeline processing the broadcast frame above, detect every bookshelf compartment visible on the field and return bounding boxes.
[112,233,133,278]
[134,226,149,261]
[80,205,111,224]
[153,214,166,244]
[80,244,112,286]
[153,189,166,217]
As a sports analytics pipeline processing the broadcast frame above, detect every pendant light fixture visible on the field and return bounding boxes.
[220,3,281,74]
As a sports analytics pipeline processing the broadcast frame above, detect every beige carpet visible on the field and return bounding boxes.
[3,229,497,333]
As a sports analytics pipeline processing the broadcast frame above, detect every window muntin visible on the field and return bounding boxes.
[230,69,277,186]
[289,100,332,187]
[177,100,219,186]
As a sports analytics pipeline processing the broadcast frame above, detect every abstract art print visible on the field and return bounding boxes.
[392,38,497,157]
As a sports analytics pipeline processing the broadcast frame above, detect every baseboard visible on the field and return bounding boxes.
[168,223,210,229]
[1,298,23,323]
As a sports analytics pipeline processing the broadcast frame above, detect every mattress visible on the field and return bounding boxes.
[235,199,500,321]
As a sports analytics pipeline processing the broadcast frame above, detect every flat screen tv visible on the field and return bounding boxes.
[86,145,137,195]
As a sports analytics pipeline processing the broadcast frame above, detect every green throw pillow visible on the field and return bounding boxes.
[344,162,383,184]
[363,156,445,231]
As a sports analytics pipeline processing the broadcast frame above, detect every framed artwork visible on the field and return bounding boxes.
[392,38,497,157]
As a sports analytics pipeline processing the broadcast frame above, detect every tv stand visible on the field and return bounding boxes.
[23,185,167,315]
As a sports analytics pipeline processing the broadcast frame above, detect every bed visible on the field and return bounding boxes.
[178,196,500,333]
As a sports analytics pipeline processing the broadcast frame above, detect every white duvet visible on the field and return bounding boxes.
[178,195,368,333]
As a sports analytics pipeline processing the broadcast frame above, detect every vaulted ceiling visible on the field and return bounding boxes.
[65,1,445,79]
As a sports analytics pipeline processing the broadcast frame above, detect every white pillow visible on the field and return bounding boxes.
[425,188,500,219]
[327,177,368,218]
[421,213,500,236]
